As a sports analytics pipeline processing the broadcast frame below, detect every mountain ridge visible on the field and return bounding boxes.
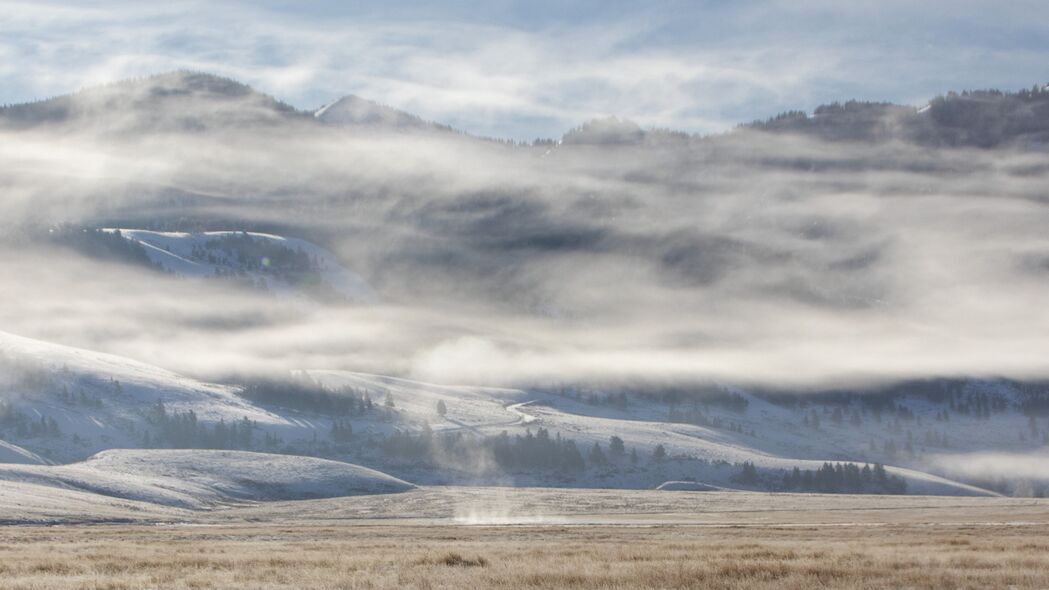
[3,70,1048,148]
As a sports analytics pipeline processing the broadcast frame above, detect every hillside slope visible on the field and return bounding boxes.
[102,229,375,302]
[0,331,1029,496]
[0,71,307,133]
[0,440,47,465]
[0,330,303,462]
[315,95,442,131]
[308,371,998,496]
[0,449,412,510]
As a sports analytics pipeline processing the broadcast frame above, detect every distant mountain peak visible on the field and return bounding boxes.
[132,70,258,98]
[0,70,301,131]
[315,95,438,130]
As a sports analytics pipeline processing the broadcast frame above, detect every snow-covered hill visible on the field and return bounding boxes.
[0,449,412,509]
[309,370,531,434]
[0,330,307,462]
[0,478,183,524]
[307,371,998,496]
[0,330,1040,496]
[101,229,374,302]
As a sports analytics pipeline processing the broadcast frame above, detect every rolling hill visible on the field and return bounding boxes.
[0,329,1034,497]
[0,449,412,510]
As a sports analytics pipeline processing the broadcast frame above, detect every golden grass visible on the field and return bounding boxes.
[0,522,1047,589]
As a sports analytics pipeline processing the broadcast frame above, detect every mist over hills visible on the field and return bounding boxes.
[0,71,1047,499]
[745,87,1049,149]
[2,71,1049,388]
[0,72,304,132]
[6,71,1049,146]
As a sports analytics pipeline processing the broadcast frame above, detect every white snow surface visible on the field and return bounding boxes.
[656,481,721,491]
[0,449,413,509]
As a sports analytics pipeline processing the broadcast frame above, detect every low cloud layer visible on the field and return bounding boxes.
[1,77,1048,389]
[930,451,1049,486]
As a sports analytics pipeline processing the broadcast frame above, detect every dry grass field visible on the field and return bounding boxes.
[1,490,1047,589]
[1,521,1048,590]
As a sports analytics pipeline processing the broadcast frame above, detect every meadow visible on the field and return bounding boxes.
[1,515,1047,589]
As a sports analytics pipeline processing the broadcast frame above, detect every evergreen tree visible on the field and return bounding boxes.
[588,442,607,465]
[738,461,759,485]
[653,444,667,463]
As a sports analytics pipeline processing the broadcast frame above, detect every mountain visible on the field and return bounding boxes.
[743,88,1049,149]
[555,86,1049,150]
[0,71,461,137]
[0,71,307,133]
[5,70,1045,149]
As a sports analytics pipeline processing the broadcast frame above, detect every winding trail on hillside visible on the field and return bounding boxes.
[441,400,539,434]
[506,401,539,425]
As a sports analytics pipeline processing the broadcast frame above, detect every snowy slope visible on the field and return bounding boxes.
[0,330,268,420]
[0,331,1030,496]
[0,440,47,464]
[0,479,185,524]
[0,330,312,462]
[0,449,412,509]
[0,332,430,466]
[102,229,375,302]
[307,370,995,496]
[309,370,531,433]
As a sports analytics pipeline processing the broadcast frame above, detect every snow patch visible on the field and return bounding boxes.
[656,481,721,491]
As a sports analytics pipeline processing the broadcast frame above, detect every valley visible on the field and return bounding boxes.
[4,4,1049,589]
[0,323,1045,507]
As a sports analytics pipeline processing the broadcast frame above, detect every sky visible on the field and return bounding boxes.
[2,0,1048,140]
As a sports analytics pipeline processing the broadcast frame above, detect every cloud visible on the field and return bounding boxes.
[2,1,1046,139]
[2,81,1049,391]
[930,451,1049,483]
